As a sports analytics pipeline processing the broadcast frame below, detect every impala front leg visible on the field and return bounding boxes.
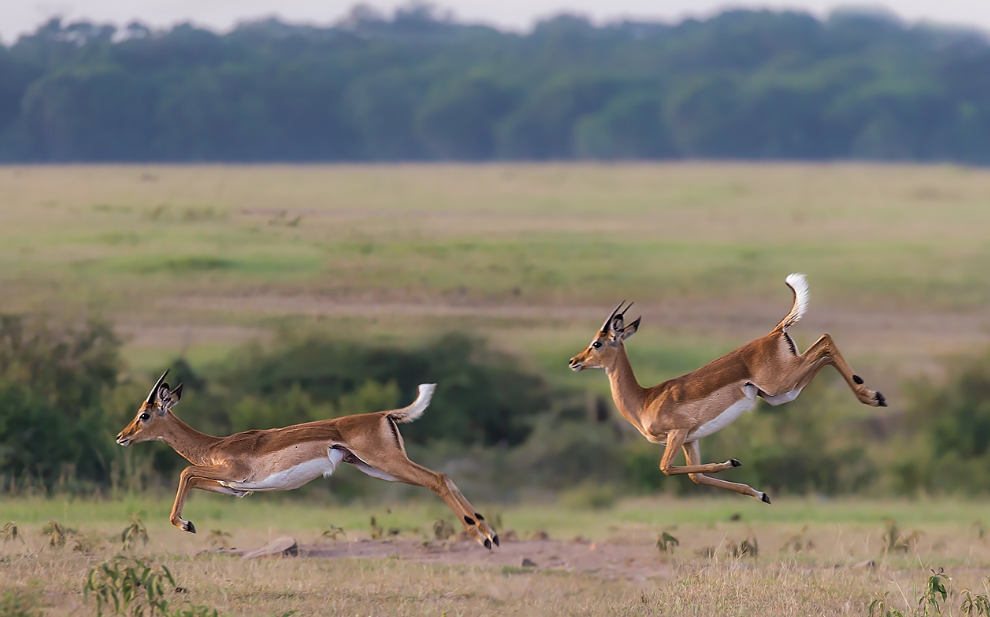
[170,465,234,533]
[682,439,770,503]
[656,430,769,503]
[658,429,741,476]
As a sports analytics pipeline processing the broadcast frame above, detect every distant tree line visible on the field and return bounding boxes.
[1,6,990,163]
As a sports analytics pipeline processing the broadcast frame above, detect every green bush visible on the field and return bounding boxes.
[893,351,990,495]
[0,314,121,490]
[208,331,558,446]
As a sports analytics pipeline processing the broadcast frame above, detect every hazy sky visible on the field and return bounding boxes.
[4,0,989,43]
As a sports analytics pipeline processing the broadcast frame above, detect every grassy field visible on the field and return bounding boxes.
[3,494,990,616]
[2,163,990,395]
[3,163,990,615]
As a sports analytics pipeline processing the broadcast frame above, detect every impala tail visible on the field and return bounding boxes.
[774,273,809,332]
[387,383,436,423]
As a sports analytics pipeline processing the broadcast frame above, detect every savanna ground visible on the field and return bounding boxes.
[3,163,990,615]
[4,494,990,616]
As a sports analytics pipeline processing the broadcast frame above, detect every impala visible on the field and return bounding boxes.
[568,273,886,503]
[116,373,499,549]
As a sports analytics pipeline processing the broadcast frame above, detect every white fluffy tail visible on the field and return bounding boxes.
[775,273,809,331]
[387,384,436,424]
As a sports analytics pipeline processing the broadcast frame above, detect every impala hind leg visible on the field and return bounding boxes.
[348,451,498,549]
[769,333,886,407]
[682,440,770,504]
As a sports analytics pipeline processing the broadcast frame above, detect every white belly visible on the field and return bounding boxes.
[229,449,343,492]
[761,386,803,406]
[687,386,758,442]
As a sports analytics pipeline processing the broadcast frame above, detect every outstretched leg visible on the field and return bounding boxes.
[682,439,770,504]
[758,333,886,407]
[347,449,498,549]
[170,465,248,533]
[658,429,741,476]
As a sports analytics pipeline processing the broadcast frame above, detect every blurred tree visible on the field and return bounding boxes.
[1,9,990,161]
[416,75,515,159]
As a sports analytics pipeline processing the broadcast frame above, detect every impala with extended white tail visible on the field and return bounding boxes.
[116,374,499,549]
[569,273,886,503]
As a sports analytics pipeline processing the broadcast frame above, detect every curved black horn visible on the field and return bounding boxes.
[600,300,626,332]
[146,369,169,403]
[619,301,634,317]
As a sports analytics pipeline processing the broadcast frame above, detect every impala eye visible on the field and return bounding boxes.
[592,341,603,349]
[139,412,150,421]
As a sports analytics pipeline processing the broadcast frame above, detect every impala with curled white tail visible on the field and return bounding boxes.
[569,273,886,503]
[116,373,499,549]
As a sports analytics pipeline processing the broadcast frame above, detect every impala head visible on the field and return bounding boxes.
[116,369,183,446]
[569,301,641,371]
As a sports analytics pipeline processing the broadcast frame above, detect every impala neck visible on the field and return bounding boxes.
[160,413,221,465]
[605,345,648,429]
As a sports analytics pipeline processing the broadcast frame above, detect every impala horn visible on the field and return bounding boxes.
[146,369,170,404]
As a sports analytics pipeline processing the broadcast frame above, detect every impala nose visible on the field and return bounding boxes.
[116,432,129,446]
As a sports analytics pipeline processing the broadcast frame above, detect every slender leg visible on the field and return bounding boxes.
[682,439,769,503]
[170,465,239,533]
[349,450,498,549]
[658,429,740,476]
[758,334,886,407]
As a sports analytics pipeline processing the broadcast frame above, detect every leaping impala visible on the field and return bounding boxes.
[116,373,499,549]
[568,273,886,503]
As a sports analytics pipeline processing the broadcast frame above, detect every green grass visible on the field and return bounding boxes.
[5,162,990,615]
[3,162,990,393]
[4,493,989,543]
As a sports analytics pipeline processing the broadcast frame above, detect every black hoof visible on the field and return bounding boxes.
[493,534,500,547]
[876,392,887,407]
[730,459,742,467]
[853,374,864,385]
[761,493,771,505]
[484,538,492,550]
[184,521,196,534]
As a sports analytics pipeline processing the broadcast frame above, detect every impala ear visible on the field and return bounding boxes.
[607,315,625,344]
[608,315,640,345]
[620,317,641,341]
[157,383,182,413]
[171,383,183,405]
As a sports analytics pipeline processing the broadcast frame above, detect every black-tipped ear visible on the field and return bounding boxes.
[619,317,641,341]
[172,383,183,403]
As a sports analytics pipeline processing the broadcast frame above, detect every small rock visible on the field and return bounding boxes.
[521,558,538,568]
[242,536,298,560]
[851,559,876,569]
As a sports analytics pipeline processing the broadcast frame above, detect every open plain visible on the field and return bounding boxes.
[3,163,990,615]
[2,163,990,389]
